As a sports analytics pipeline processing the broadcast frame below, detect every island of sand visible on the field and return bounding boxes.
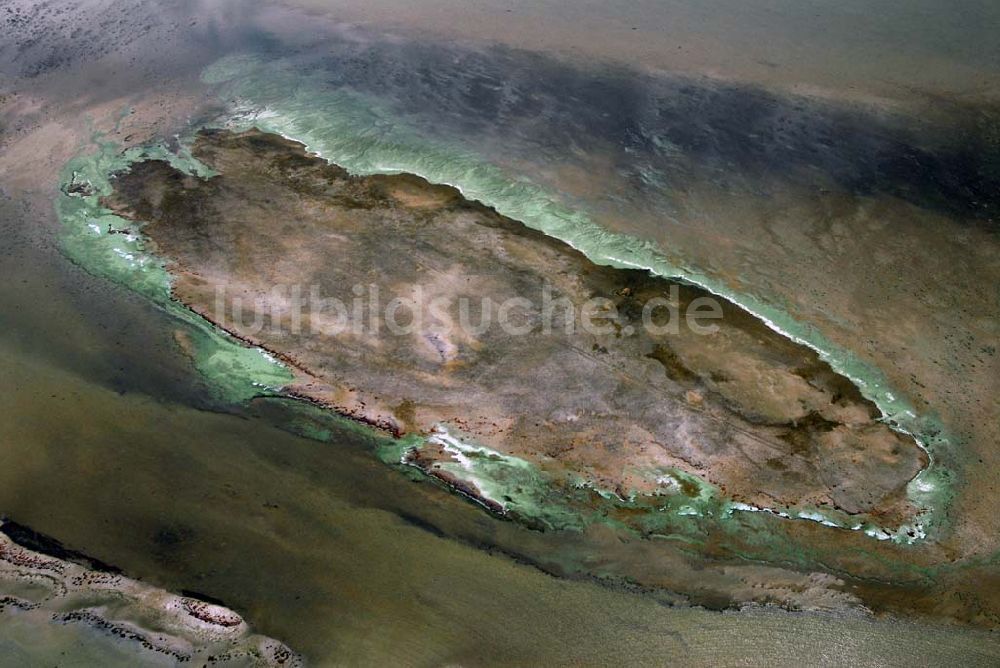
[102,128,927,527]
[0,520,300,665]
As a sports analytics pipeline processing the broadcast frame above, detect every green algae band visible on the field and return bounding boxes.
[57,137,294,403]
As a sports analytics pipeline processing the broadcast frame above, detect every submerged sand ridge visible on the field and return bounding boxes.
[103,128,927,526]
[0,521,301,665]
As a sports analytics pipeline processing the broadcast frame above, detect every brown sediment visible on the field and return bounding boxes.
[102,128,927,524]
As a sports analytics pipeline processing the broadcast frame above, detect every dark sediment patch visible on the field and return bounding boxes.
[394,512,449,539]
[180,589,230,607]
[1,519,122,574]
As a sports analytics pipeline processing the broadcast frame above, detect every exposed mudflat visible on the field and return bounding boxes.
[104,128,927,525]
